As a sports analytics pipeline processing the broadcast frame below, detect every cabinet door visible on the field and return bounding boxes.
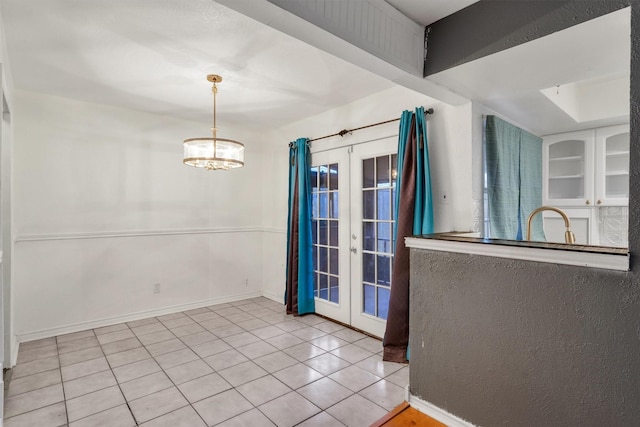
[543,130,594,206]
[595,124,629,206]
[542,208,595,245]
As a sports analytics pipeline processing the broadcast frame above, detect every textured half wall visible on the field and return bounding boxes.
[409,249,640,426]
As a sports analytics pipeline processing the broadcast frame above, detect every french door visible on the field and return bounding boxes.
[310,137,397,338]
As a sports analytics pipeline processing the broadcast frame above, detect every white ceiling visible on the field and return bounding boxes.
[0,0,481,131]
[386,0,479,25]
[428,7,630,136]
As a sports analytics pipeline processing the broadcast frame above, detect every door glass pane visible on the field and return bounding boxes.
[311,162,340,304]
[361,153,396,319]
[363,158,375,188]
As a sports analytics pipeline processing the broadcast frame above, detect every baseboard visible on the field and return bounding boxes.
[262,290,283,304]
[16,291,262,343]
[408,393,476,427]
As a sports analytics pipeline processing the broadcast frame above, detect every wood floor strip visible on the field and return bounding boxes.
[370,401,448,427]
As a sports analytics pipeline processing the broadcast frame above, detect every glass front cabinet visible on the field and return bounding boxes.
[543,124,629,207]
[542,124,629,246]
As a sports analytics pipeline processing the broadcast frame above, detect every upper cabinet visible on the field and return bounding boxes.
[543,124,629,207]
[595,124,630,206]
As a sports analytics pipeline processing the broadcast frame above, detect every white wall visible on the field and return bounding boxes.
[261,85,473,301]
[13,90,265,342]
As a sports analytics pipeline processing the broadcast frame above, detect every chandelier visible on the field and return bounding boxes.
[183,74,245,170]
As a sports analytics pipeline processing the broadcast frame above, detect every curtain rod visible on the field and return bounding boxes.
[289,107,434,147]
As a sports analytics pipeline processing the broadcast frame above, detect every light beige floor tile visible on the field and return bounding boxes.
[355,355,404,378]
[126,317,160,329]
[329,365,381,392]
[265,333,305,350]
[332,328,367,343]
[198,317,233,331]
[236,340,278,359]
[291,327,327,341]
[325,393,387,427]
[283,342,325,362]
[69,404,135,427]
[4,402,67,427]
[106,347,151,368]
[274,320,307,333]
[63,369,117,399]
[17,344,58,364]
[113,358,161,383]
[59,346,104,367]
[358,379,406,411]
[236,375,291,406]
[202,349,248,371]
[353,336,383,353]
[187,311,220,323]
[329,343,374,364]
[177,372,231,403]
[237,318,270,331]
[100,337,143,356]
[57,336,100,355]
[225,312,255,323]
[251,325,287,340]
[128,387,188,424]
[216,408,276,427]
[213,307,244,317]
[304,353,351,376]
[154,348,198,370]
[93,323,129,336]
[96,329,136,345]
[258,391,320,427]
[137,330,175,346]
[7,369,61,397]
[298,377,353,409]
[120,371,173,402]
[297,315,326,326]
[218,360,268,387]
[170,323,205,337]
[139,405,206,427]
[145,338,186,357]
[273,363,324,390]
[296,411,346,427]
[183,307,210,316]
[222,331,261,348]
[179,331,216,347]
[193,389,253,426]
[12,356,60,379]
[57,330,95,344]
[61,357,109,382]
[253,351,298,373]
[313,321,346,334]
[18,337,56,352]
[161,317,195,329]
[66,385,125,422]
[192,339,232,358]
[165,359,213,385]
[131,323,168,337]
[309,335,349,351]
[4,383,64,418]
[385,366,409,388]
[156,312,186,321]
[208,323,243,337]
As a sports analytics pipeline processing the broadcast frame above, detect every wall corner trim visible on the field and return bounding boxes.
[408,393,477,427]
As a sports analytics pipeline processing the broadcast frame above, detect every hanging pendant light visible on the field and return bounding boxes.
[183,74,245,170]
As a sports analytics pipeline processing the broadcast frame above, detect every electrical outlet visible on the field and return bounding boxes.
[440,191,449,205]
[153,283,161,293]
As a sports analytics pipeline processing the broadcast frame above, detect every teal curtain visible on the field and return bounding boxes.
[383,107,434,363]
[485,116,544,241]
[285,138,315,315]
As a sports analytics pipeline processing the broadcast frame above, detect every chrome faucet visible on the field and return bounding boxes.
[526,206,576,244]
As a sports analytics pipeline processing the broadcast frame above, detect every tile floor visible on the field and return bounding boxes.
[3,297,408,426]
